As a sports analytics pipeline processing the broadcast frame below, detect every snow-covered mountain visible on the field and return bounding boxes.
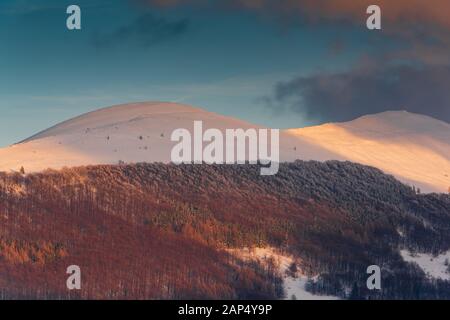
[0,102,268,172]
[284,111,450,193]
[0,102,448,193]
[0,101,335,172]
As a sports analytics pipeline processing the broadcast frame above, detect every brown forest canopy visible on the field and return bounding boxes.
[0,161,449,299]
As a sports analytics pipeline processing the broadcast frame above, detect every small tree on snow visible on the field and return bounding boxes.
[19,166,25,175]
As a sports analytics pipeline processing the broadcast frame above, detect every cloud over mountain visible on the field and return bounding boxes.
[268,64,450,123]
[137,0,450,123]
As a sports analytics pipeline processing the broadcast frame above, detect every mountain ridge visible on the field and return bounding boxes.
[0,101,449,193]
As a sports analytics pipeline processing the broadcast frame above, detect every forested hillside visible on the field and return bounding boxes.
[1,161,449,299]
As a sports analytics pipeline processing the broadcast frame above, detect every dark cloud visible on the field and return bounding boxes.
[93,13,189,48]
[269,65,450,123]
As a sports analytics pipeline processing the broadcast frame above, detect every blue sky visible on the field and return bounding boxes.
[1,0,449,146]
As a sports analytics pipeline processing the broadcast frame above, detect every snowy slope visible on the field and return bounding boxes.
[284,111,450,193]
[0,102,448,193]
[0,102,335,173]
[0,102,262,172]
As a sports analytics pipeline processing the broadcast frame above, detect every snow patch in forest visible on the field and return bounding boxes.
[400,249,450,280]
[227,247,338,300]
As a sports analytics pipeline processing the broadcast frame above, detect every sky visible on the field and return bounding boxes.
[1,0,449,147]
